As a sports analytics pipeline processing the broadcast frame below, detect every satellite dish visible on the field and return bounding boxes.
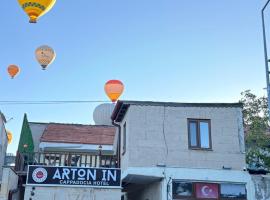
[93,103,115,125]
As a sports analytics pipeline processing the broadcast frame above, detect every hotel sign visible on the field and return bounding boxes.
[27,166,121,188]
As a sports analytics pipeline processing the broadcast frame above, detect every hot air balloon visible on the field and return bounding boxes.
[7,65,20,79]
[7,131,13,145]
[35,45,56,70]
[18,0,56,23]
[104,80,124,102]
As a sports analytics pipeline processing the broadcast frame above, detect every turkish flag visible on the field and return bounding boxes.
[195,183,219,199]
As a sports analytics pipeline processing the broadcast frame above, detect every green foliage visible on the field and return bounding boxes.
[240,90,270,170]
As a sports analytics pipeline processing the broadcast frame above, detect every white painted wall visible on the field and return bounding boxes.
[252,175,270,200]
[121,105,246,171]
[29,123,47,152]
[24,186,121,200]
[0,167,19,200]
[0,117,7,180]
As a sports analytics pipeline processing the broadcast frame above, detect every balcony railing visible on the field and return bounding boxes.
[15,152,118,173]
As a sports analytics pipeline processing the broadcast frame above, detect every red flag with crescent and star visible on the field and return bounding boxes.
[195,183,219,199]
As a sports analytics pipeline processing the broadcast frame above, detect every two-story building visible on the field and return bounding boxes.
[14,114,121,200]
[0,112,8,181]
[111,101,255,200]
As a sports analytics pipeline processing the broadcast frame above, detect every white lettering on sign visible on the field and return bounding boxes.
[70,168,78,179]
[102,170,107,181]
[87,169,96,180]
[53,169,99,181]
[62,168,70,180]
[53,168,61,179]
[107,170,117,181]
[51,168,117,182]
[78,169,86,180]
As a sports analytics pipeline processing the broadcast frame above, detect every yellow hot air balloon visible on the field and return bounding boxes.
[7,131,13,145]
[35,45,56,70]
[18,0,56,23]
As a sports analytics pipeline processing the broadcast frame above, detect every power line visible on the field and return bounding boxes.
[0,100,111,105]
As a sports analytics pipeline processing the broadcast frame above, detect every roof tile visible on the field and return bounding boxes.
[40,123,116,145]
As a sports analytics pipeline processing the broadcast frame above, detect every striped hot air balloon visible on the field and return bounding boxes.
[104,80,124,102]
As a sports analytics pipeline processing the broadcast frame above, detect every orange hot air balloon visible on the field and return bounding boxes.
[104,80,124,102]
[7,131,13,145]
[7,65,20,79]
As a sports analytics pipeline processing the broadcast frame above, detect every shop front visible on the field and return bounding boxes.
[173,180,246,200]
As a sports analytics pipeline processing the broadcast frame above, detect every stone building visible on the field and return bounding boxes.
[111,101,254,200]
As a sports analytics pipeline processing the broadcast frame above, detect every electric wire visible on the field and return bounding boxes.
[0,100,110,105]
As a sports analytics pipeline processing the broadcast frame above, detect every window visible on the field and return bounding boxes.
[173,181,193,199]
[195,183,219,199]
[188,119,211,150]
[172,181,247,200]
[123,122,126,155]
[220,183,246,199]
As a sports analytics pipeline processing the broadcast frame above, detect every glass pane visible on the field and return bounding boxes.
[200,122,210,148]
[195,183,219,199]
[189,122,197,147]
[172,181,193,198]
[220,184,246,198]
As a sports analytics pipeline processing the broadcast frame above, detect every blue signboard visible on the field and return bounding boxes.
[27,166,121,188]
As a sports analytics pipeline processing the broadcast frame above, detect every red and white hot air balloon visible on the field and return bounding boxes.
[104,80,124,102]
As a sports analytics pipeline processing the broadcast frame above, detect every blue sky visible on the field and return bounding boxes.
[0,0,268,153]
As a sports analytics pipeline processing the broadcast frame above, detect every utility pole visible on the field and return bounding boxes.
[262,0,270,118]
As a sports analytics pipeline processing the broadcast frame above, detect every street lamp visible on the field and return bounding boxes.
[262,0,270,117]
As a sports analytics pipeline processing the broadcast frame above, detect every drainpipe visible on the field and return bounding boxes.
[112,121,121,168]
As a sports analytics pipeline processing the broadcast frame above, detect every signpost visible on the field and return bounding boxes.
[27,166,121,188]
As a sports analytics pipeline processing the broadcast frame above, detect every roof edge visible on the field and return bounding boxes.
[111,100,243,122]
[29,122,115,128]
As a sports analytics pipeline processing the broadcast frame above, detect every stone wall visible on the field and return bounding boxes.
[121,105,246,171]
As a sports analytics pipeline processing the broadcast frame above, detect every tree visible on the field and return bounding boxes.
[240,90,270,171]
[18,113,34,153]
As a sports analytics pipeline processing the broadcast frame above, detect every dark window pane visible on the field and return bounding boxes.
[172,181,193,198]
[200,122,210,148]
[189,122,197,147]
